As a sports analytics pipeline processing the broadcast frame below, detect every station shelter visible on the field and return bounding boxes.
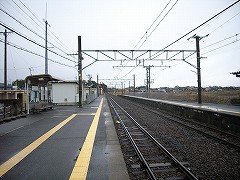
[25,74,60,114]
[25,74,101,113]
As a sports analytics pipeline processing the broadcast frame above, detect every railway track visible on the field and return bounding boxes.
[125,99,240,152]
[108,97,198,180]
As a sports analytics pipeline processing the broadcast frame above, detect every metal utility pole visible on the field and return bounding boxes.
[4,29,7,90]
[188,34,208,104]
[133,74,135,96]
[44,20,50,74]
[128,81,130,95]
[97,75,99,96]
[0,29,13,118]
[146,66,151,98]
[3,29,7,118]
[194,35,208,104]
[195,36,202,104]
[78,36,83,107]
[121,82,123,95]
[67,36,83,107]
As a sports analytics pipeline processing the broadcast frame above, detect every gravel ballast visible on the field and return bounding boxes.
[109,95,240,180]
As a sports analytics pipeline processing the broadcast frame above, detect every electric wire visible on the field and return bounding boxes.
[10,0,45,33]
[170,9,240,55]
[0,22,77,63]
[17,0,76,56]
[151,33,240,77]
[208,11,240,35]
[0,4,77,61]
[137,0,179,50]
[202,39,240,55]
[132,0,173,50]
[121,0,240,79]
[1,0,45,34]
[118,0,178,78]
[150,0,240,60]
[1,0,76,60]
[0,38,75,68]
[0,7,45,41]
[202,33,240,49]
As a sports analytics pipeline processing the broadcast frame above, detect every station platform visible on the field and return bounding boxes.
[124,95,240,117]
[0,96,129,179]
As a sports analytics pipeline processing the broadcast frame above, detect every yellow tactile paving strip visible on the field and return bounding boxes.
[69,98,103,180]
[0,114,77,177]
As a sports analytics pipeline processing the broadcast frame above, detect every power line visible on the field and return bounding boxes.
[202,38,240,55]
[1,0,76,61]
[118,0,178,78]
[208,11,240,35]
[0,38,75,68]
[1,0,45,34]
[119,0,240,79]
[137,0,179,50]
[202,33,240,49]
[0,4,76,61]
[170,9,240,52]
[151,33,240,77]
[17,0,45,27]
[132,0,173,50]
[150,0,240,60]
[10,0,45,32]
[0,6,45,40]
[17,0,76,56]
[0,22,77,63]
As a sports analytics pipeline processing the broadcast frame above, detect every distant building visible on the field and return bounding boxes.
[0,83,13,90]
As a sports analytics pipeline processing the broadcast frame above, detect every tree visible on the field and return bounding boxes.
[12,79,25,89]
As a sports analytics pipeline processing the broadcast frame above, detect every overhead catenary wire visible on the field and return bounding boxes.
[152,33,240,75]
[150,0,240,60]
[120,0,240,81]
[202,38,240,55]
[132,0,173,50]
[177,33,240,62]
[118,0,179,78]
[137,0,179,50]
[208,11,240,35]
[170,9,240,53]
[202,33,240,49]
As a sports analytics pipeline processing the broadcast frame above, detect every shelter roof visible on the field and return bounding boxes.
[25,74,62,86]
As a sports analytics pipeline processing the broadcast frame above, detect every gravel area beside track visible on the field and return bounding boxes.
[109,95,240,180]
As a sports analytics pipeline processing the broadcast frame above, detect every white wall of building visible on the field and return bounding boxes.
[52,82,78,105]
[51,82,99,105]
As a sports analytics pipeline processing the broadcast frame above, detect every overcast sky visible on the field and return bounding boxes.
[0,0,239,88]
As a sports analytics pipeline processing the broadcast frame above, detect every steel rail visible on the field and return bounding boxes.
[132,101,240,151]
[109,97,198,180]
[108,98,157,180]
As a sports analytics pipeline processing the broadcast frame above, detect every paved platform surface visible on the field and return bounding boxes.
[125,95,240,117]
[0,96,129,180]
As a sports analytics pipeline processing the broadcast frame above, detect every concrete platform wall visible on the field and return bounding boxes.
[121,95,240,134]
